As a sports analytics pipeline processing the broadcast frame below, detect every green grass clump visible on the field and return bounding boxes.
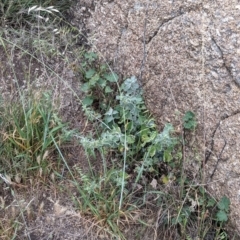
[71,167,135,239]
[0,91,69,176]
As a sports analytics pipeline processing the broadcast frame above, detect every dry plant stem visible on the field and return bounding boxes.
[139,0,149,84]
[210,125,227,179]
[165,72,185,197]
[119,122,127,211]
[0,36,82,104]
[154,207,162,240]
[10,189,34,240]
[201,9,206,183]
[90,41,128,212]
[175,184,192,223]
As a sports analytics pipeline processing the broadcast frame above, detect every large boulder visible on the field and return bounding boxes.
[85,0,240,234]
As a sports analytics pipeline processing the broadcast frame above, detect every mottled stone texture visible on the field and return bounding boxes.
[86,0,240,233]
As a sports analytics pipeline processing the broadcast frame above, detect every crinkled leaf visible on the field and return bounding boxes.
[125,121,133,132]
[141,131,157,145]
[105,107,118,116]
[154,124,176,150]
[105,86,113,93]
[207,198,216,207]
[89,73,100,86]
[98,78,107,88]
[183,111,195,121]
[104,108,119,123]
[104,115,114,123]
[163,150,173,162]
[85,69,96,79]
[84,52,98,62]
[104,72,118,82]
[162,175,169,184]
[217,196,230,211]
[126,135,135,144]
[82,96,94,106]
[148,145,156,157]
[216,210,228,222]
[121,76,140,94]
[81,83,90,92]
[150,179,157,189]
[183,111,197,130]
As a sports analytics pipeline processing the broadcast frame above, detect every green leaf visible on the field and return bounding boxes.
[82,96,94,106]
[172,216,183,225]
[163,150,173,162]
[81,83,90,92]
[98,78,107,88]
[121,76,140,94]
[183,111,195,121]
[141,131,157,147]
[216,210,228,222]
[125,121,133,131]
[85,69,96,79]
[105,86,113,93]
[199,186,205,195]
[217,196,230,212]
[104,108,118,123]
[104,115,114,123]
[207,198,216,207]
[105,108,118,116]
[89,73,100,86]
[183,111,197,130]
[126,135,135,144]
[148,145,156,157]
[104,72,118,82]
[100,64,107,71]
[84,52,98,62]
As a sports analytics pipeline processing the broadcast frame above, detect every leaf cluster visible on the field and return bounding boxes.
[183,111,197,130]
[216,196,230,222]
[169,186,231,239]
[81,52,118,108]
[80,52,177,178]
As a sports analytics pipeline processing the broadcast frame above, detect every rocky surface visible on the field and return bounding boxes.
[85,0,240,234]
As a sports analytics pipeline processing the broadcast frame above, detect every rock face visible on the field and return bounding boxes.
[86,0,240,234]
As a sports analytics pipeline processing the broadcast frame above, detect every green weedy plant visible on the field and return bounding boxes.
[80,62,177,177]
[80,51,118,108]
[183,111,197,130]
[170,185,231,239]
[74,52,179,238]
